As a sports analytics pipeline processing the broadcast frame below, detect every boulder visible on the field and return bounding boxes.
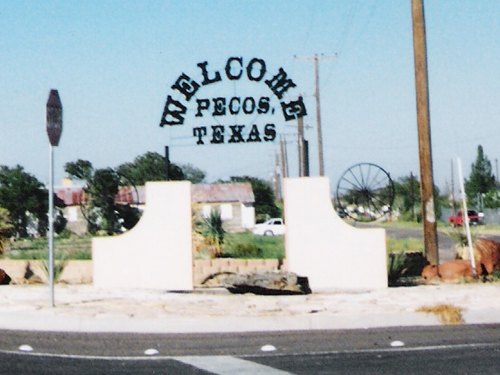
[0,268,11,285]
[224,271,311,295]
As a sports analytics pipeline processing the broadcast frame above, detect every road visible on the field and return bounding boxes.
[1,325,499,374]
[356,222,500,261]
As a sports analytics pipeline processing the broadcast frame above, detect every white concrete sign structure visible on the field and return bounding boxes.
[93,181,193,290]
[93,177,387,292]
[284,177,388,290]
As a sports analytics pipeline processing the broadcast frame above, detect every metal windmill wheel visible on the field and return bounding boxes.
[335,163,395,222]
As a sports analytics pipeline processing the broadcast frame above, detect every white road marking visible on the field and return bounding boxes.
[173,355,294,375]
[18,345,33,352]
[261,344,277,352]
[144,348,159,356]
[390,340,405,347]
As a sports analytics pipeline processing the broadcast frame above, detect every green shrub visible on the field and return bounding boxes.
[223,243,263,258]
[39,254,68,282]
[223,232,284,259]
[386,237,423,254]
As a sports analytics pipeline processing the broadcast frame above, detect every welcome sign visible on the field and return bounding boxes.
[159,57,307,145]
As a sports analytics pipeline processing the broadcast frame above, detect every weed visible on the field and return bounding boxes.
[416,304,464,325]
[39,254,68,283]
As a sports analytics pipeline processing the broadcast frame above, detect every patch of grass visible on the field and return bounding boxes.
[4,236,91,260]
[386,237,423,254]
[378,221,423,230]
[223,232,284,259]
[416,304,464,325]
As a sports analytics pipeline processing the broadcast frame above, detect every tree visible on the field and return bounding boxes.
[465,145,496,208]
[64,159,93,181]
[0,165,48,237]
[179,163,206,184]
[0,207,13,254]
[393,173,444,222]
[116,152,184,186]
[394,174,420,221]
[87,168,122,234]
[65,161,140,234]
[228,176,281,221]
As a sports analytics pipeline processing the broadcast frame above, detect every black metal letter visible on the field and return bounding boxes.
[229,97,241,115]
[171,73,200,101]
[281,96,307,121]
[257,97,270,114]
[247,58,266,82]
[225,57,243,80]
[196,99,210,117]
[160,95,187,126]
[193,127,207,145]
[246,124,262,143]
[198,61,222,85]
[210,125,225,144]
[228,125,245,143]
[212,97,226,116]
[265,68,297,99]
[263,123,276,142]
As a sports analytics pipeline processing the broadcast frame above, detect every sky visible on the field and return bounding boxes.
[1,0,499,196]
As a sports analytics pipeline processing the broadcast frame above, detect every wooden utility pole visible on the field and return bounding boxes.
[450,159,457,214]
[295,54,335,176]
[411,0,439,265]
[313,55,325,176]
[274,152,282,200]
[298,116,305,176]
[280,136,288,179]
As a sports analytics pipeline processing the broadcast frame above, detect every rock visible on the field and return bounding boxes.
[224,271,311,295]
[0,268,11,285]
[401,252,430,277]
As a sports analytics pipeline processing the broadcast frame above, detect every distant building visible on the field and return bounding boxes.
[55,179,87,235]
[192,183,255,232]
[54,181,255,234]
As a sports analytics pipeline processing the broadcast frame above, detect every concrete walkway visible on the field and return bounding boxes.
[1,283,500,333]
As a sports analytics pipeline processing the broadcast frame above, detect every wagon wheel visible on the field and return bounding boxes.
[336,163,394,222]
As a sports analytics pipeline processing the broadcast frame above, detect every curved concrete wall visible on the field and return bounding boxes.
[284,177,387,290]
[93,181,193,290]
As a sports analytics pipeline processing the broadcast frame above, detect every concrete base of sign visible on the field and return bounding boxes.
[284,177,388,290]
[93,181,193,290]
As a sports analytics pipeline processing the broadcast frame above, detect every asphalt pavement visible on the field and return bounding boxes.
[1,282,500,333]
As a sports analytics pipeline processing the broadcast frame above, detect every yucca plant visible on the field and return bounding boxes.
[200,209,226,257]
[39,254,68,283]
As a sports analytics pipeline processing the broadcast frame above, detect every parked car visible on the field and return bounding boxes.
[448,210,483,226]
[252,218,285,236]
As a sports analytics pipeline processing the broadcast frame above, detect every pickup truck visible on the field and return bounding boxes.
[448,210,482,226]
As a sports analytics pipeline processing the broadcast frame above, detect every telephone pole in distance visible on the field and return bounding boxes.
[295,53,336,176]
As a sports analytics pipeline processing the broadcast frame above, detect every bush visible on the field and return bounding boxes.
[223,243,263,258]
[222,232,284,259]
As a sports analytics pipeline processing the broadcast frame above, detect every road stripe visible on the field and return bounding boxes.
[172,355,294,375]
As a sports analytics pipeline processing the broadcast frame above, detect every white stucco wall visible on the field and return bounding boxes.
[284,177,388,290]
[241,203,255,229]
[93,181,193,290]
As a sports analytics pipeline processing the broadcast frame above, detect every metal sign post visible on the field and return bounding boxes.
[46,89,63,307]
[456,158,477,277]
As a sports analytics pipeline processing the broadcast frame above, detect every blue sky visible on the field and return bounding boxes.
[1,0,498,195]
